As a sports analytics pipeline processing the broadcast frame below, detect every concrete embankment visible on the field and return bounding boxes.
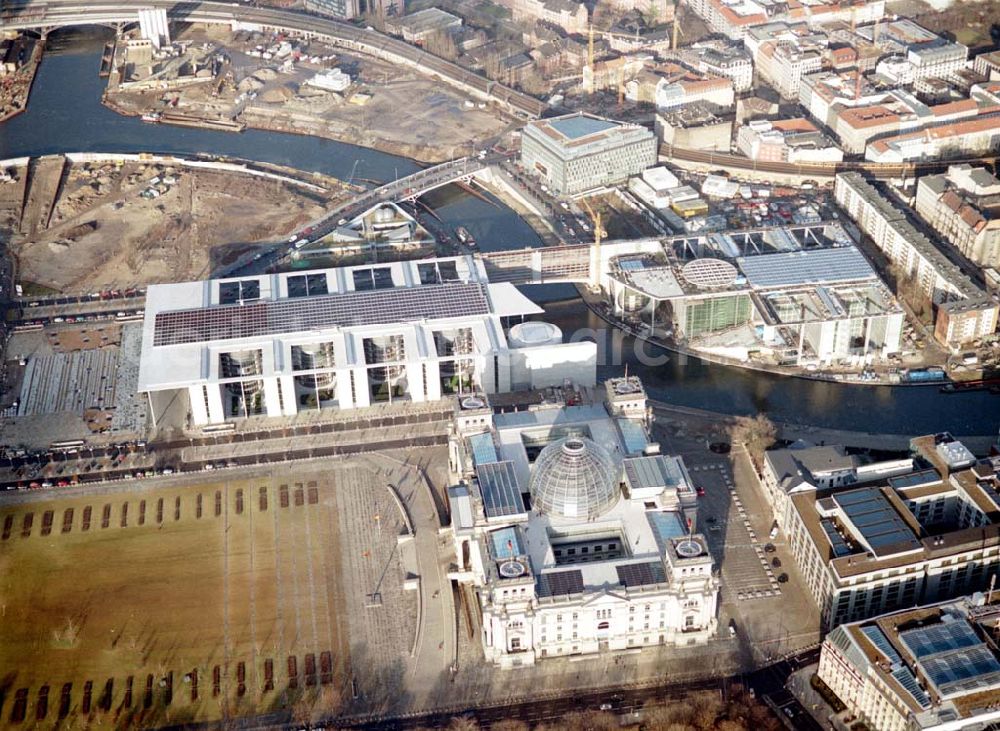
[650,401,997,453]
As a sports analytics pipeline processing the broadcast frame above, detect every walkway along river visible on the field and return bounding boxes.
[1,27,997,438]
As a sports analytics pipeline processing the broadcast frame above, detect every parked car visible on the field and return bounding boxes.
[764,543,776,553]
[777,573,789,583]
[771,557,781,568]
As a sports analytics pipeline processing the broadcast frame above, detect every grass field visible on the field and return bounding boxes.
[0,471,355,728]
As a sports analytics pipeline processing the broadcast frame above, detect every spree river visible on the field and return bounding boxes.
[1,28,997,437]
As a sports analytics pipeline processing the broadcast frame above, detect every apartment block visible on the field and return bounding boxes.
[915,165,1000,270]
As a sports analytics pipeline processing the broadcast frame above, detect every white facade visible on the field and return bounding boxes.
[305,67,351,92]
[137,7,170,50]
[137,257,597,426]
[521,113,658,196]
[818,597,1000,731]
[448,378,719,668]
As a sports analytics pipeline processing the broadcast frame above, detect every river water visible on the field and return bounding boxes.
[1,28,996,437]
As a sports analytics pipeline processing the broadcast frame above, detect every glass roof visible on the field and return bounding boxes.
[547,115,618,141]
[529,436,621,520]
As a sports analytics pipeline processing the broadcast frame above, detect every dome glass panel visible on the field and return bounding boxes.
[530,437,621,520]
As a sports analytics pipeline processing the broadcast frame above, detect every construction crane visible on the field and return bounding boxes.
[578,197,606,250]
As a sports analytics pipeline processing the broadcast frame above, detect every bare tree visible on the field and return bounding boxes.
[731,414,777,471]
[490,721,530,731]
[446,716,480,731]
[425,30,459,61]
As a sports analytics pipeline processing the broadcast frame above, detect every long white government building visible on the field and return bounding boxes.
[137,256,596,426]
[447,377,719,667]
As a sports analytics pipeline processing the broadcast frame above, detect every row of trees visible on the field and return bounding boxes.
[411,687,784,731]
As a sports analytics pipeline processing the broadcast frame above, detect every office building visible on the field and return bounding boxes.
[137,256,597,426]
[604,223,904,367]
[773,432,1000,630]
[521,113,657,196]
[447,377,719,668]
[916,165,1000,270]
[818,595,1000,731]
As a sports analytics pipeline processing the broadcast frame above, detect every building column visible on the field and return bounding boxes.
[189,385,209,426]
[206,385,226,424]
[263,377,283,418]
[351,368,371,408]
[334,368,353,409]
[423,360,442,402]
[278,376,298,416]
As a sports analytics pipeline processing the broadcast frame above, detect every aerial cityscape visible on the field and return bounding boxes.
[0,0,998,728]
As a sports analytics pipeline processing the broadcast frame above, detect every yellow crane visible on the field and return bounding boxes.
[578,197,605,249]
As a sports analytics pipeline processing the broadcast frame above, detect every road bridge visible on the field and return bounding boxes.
[0,0,546,118]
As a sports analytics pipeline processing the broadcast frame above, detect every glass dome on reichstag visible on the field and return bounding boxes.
[530,437,621,520]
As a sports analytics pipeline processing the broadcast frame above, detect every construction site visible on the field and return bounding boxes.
[3,154,346,294]
[102,23,510,164]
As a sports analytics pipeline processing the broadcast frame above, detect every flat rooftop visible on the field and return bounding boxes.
[737,246,877,289]
[546,115,620,141]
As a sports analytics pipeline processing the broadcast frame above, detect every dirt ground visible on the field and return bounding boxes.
[0,469,355,727]
[15,161,333,292]
[106,24,509,164]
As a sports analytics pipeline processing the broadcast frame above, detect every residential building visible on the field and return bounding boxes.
[799,70,890,130]
[679,42,754,93]
[447,377,719,668]
[503,0,589,35]
[582,56,650,95]
[973,50,1000,80]
[137,256,597,425]
[774,432,1000,629]
[818,595,1000,731]
[744,23,829,100]
[521,113,658,195]
[736,118,844,163]
[915,165,1000,270]
[834,172,998,348]
[865,114,1000,163]
[625,62,734,110]
[305,0,361,20]
[685,0,884,40]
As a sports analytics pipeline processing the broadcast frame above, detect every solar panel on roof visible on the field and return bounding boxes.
[737,247,876,289]
[477,461,526,519]
[537,570,585,597]
[920,646,1000,695]
[888,470,941,490]
[833,487,918,556]
[861,625,903,666]
[900,620,982,659]
[891,666,930,708]
[153,282,491,347]
[822,519,853,558]
[616,561,666,588]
